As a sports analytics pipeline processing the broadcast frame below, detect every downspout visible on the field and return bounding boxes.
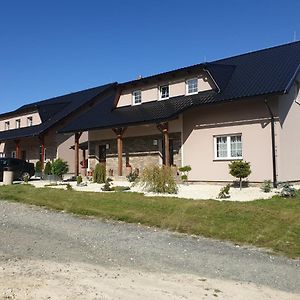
[264,99,277,188]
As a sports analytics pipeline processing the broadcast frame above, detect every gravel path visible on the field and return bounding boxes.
[0,200,299,299]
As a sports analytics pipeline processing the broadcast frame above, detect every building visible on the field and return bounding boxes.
[2,42,300,184]
[60,42,300,185]
[0,83,115,175]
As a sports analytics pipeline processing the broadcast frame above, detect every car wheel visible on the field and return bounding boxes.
[21,172,31,181]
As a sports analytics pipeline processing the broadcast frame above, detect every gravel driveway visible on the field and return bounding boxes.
[0,200,299,299]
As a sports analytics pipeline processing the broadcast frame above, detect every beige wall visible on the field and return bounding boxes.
[56,131,88,175]
[0,111,41,131]
[117,72,215,108]
[182,98,277,182]
[277,83,300,181]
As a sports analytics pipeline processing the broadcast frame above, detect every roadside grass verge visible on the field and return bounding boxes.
[0,184,299,258]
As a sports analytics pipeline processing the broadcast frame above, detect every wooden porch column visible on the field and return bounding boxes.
[112,127,127,176]
[82,149,87,176]
[157,122,170,166]
[75,132,82,176]
[15,140,20,159]
[39,135,45,170]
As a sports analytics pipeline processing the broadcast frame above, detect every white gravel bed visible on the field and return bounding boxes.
[19,179,291,202]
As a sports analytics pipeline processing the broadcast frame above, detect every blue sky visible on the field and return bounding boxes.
[0,0,299,113]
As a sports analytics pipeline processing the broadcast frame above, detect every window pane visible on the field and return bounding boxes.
[230,135,242,157]
[216,137,227,158]
[133,91,141,104]
[187,78,198,94]
[160,85,169,99]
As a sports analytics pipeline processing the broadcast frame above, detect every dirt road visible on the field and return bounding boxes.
[0,200,299,299]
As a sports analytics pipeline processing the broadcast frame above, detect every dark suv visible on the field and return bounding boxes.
[0,158,35,181]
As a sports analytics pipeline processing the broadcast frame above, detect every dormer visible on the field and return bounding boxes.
[115,64,222,108]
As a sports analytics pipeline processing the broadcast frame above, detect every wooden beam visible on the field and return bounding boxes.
[15,140,20,159]
[112,127,127,176]
[75,132,82,176]
[39,135,45,170]
[157,122,170,166]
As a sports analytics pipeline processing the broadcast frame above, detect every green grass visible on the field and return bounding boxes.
[0,184,299,258]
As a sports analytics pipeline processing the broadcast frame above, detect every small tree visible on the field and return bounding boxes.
[52,158,69,179]
[44,161,52,175]
[93,163,106,184]
[229,160,251,190]
[178,165,192,182]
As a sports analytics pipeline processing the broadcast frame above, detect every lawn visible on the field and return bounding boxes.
[0,184,299,258]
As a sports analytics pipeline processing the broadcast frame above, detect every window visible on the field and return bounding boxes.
[159,85,169,100]
[214,135,242,160]
[0,153,4,158]
[11,151,16,158]
[4,121,10,131]
[16,119,21,129]
[27,116,33,127]
[186,78,198,95]
[132,90,142,105]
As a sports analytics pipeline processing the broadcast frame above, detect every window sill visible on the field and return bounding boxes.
[213,157,243,162]
[186,91,198,96]
[132,102,142,106]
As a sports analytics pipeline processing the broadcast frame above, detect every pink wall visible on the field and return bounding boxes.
[182,98,277,182]
[277,82,300,181]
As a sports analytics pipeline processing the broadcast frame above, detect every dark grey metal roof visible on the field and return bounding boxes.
[60,41,300,133]
[0,83,116,141]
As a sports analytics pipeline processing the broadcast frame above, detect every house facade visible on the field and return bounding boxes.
[0,83,115,175]
[2,41,300,185]
[60,42,300,185]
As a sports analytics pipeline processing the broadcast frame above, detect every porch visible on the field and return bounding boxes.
[81,120,183,177]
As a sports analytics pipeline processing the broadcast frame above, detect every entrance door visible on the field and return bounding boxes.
[98,145,106,164]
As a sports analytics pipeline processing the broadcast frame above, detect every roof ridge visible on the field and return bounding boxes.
[20,82,116,108]
[212,41,300,63]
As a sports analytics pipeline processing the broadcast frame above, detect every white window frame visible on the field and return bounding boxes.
[11,151,16,158]
[186,78,198,95]
[16,119,21,129]
[4,121,10,131]
[214,134,243,160]
[132,90,142,105]
[159,85,169,100]
[27,116,33,127]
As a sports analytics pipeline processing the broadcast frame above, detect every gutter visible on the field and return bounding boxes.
[264,99,277,188]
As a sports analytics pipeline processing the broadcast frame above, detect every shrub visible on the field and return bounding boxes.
[76,175,82,185]
[44,161,52,175]
[229,161,251,190]
[179,165,192,182]
[23,175,30,184]
[140,165,178,194]
[218,184,230,199]
[279,182,296,198]
[261,180,272,193]
[101,178,112,191]
[35,161,42,173]
[93,163,106,184]
[66,183,73,191]
[126,169,139,182]
[51,158,69,179]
